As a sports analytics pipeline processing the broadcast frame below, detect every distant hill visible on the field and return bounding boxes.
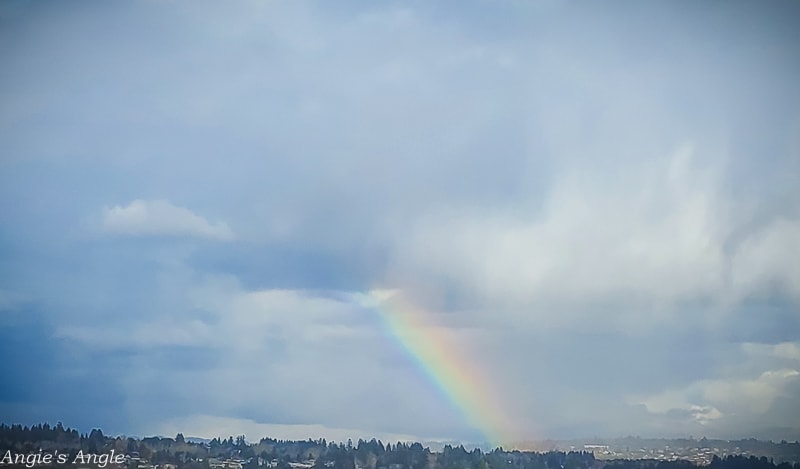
[186,437,213,444]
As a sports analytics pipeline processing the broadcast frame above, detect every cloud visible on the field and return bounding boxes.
[101,199,234,241]
[749,342,800,362]
[50,274,468,440]
[390,143,799,331]
[730,217,800,303]
[1,0,799,443]
[54,319,213,349]
[634,368,800,431]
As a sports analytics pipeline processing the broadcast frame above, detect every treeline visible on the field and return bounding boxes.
[0,423,101,451]
[2,424,799,469]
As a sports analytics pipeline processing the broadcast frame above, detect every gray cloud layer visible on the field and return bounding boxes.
[1,0,799,444]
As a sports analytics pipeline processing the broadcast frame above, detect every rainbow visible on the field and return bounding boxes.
[354,289,521,448]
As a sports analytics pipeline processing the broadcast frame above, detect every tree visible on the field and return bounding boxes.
[89,428,105,453]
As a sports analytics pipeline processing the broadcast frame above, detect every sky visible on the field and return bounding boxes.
[1,0,799,447]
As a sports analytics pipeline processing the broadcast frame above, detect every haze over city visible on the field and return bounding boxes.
[1,0,799,446]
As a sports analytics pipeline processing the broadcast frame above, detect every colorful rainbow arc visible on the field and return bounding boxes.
[354,289,521,449]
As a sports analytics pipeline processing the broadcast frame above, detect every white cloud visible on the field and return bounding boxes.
[730,217,800,302]
[688,405,725,426]
[187,282,374,354]
[54,276,464,439]
[390,143,799,329]
[53,281,370,353]
[102,199,234,241]
[634,368,800,426]
[774,343,800,361]
[742,341,800,362]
